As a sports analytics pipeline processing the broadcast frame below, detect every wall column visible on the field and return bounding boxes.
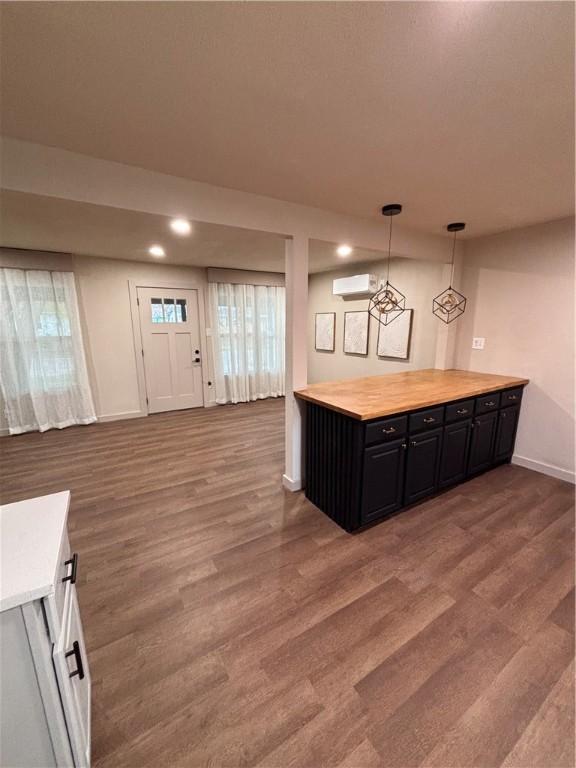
[283,234,308,491]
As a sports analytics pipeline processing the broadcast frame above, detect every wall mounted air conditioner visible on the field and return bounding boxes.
[332,274,378,298]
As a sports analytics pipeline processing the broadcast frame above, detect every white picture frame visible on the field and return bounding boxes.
[343,311,369,356]
[377,308,413,359]
[315,312,335,352]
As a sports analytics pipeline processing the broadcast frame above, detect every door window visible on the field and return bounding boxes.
[150,297,187,324]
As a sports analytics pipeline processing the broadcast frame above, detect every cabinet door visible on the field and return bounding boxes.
[404,427,443,505]
[494,405,520,461]
[361,438,406,523]
[467,411,498,475]
[439,419,472,489]
[52,587,91,768]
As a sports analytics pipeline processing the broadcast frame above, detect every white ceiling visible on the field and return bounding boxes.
[1,2,573,238]
[0,190,384,273]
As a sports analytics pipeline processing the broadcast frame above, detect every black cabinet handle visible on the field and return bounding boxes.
[484,401,495,407]
[508,395,518,401]
[65,641,85,680]
[456,408,468,415]
[382,427,396,434]
[501,412,507,418]
[62,553,78,585]
[410,440,417,447]
[401,442,407,449]
[423,417,436,424]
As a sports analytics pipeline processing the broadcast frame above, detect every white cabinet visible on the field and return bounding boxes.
[0,492,91,767]
[53,586,91,767]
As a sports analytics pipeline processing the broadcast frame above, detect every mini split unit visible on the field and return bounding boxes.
[332,273,378,297]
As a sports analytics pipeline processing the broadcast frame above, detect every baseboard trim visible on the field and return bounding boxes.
[282,474,302,492]
[97,410,147,423]
[512,454,575,484]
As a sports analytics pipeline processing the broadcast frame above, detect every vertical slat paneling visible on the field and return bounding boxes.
[304,403,361,531]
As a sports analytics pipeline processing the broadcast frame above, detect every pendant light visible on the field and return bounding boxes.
[433,222,467,324]
[368,203,406,326]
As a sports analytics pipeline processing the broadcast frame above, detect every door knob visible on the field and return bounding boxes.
[194,357,201,363]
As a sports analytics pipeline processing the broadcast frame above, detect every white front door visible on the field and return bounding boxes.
[137,287,204,413]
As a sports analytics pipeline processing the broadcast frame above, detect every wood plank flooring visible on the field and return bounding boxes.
[1,399,574,767]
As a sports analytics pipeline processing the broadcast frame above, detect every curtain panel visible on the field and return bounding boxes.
[0,269,96,434]
[208,282,285,405]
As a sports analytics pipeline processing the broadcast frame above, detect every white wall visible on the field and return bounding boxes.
[453,217,575,482]
[307,258,446,383]
[73,255,213,419]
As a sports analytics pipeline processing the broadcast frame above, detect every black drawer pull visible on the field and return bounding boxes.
[401,442,407,449]
[410,440,417,447]
[507,395,518,401]
[484,401,496,407]
[65,641,85,680]
[456,408,468,415]
[501,412,507,418]
[382,427,396,434]
[423,417,436,424]
[62,553,78,585]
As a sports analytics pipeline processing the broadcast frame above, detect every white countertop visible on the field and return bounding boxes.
[0,491,70,612]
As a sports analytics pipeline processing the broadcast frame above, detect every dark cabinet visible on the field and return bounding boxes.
[494,406,520,461]
[361,438,406,523]
[467,411,498,475]
[439,419,472,488]
[305,383,525,532]
[404,427,443,505]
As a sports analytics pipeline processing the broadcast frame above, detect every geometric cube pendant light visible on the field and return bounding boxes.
[433,222,467,324]
[368,203,407,327]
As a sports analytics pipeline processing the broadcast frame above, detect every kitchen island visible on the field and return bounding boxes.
[295,369,529,531]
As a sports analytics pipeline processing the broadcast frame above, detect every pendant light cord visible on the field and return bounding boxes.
[386,215,393,284]
[449,230,456,287]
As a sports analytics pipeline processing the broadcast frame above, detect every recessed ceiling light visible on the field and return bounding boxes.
[170,218,192,236]
[337,244,353,257]
[148,245,166,258]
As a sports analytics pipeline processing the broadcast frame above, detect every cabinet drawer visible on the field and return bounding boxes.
[43,530,73,643]
[445,399,474,423]
[500,387,523,407]
[365,415,407,446]
[409,407,444,433]
[475,392,501,414]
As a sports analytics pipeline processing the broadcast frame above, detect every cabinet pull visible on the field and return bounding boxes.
[423,417,436,424]
[456,408,468,415]
[508,395,518,401]
[484,401,495,407]
[501,412,507,418]
[65,641,85,681]
[410,440,417,447]
[401,442,407,450]
[382,427,396,434]
[62,553,78,585]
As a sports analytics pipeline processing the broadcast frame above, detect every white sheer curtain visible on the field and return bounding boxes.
[0,269,96,434]
[209,282,285,404]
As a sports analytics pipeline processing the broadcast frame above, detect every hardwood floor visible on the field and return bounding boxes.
[1,398,574,767]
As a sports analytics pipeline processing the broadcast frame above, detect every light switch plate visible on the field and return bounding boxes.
[472,337,485,350]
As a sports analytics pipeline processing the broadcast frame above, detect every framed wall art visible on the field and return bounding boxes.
[377,308,413,359]
[343,311,369,356]
[315,312,336,352]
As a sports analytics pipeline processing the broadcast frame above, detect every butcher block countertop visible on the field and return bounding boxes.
[295,369,529,421]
